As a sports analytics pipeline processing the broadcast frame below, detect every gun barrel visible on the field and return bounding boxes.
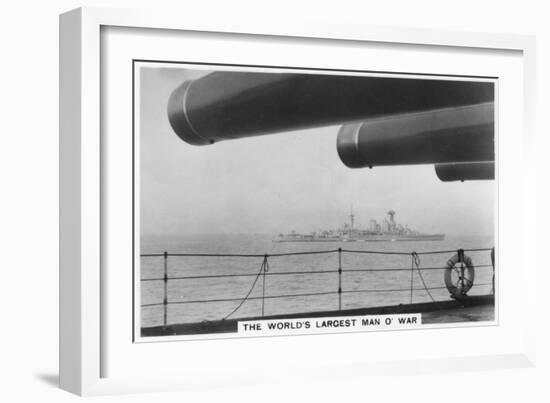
[435,162,495,182]
[167,71,494,146]
[336,102,494,167]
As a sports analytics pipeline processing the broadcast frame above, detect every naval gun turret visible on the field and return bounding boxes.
[167,71,494,182]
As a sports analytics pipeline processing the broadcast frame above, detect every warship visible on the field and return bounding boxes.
[274,210,445,242]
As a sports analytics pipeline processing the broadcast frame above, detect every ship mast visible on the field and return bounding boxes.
[349,205,355,232]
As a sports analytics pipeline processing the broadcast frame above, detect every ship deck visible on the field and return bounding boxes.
[141,294,494,337]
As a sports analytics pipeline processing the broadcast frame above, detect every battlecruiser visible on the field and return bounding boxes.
[274,210,445,242]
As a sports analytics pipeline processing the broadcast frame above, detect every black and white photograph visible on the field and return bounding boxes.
[2,0,546,398]
[135,62,496,339]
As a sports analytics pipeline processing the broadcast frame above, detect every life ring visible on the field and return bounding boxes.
[444,252,475,299]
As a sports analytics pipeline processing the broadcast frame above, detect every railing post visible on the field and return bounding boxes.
[458,248,465,295]
[410,255,414,304]
[338,248,342,311]
[491,247,495,295]
[262,254,268,317]
[163,251,168,328]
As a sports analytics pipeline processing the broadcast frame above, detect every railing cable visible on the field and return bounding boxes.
[222,255,268,320]
[411,251,442,310]
[140,284,494,308]
[140,247,493,258]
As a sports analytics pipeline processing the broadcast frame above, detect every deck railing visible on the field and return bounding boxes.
[140,247,495,327]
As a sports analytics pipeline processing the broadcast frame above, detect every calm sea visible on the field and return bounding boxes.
[139,234,494,328]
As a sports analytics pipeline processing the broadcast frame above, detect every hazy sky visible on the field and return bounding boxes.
[138,65,495,237]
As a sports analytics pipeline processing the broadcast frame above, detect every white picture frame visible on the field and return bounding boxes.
[59,6,537,396]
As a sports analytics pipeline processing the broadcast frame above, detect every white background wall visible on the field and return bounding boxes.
[0,0,548,401]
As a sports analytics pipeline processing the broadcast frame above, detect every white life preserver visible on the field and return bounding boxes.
[444,252,475,298]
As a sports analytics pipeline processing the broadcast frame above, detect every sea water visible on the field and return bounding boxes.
[139,234,494,327]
